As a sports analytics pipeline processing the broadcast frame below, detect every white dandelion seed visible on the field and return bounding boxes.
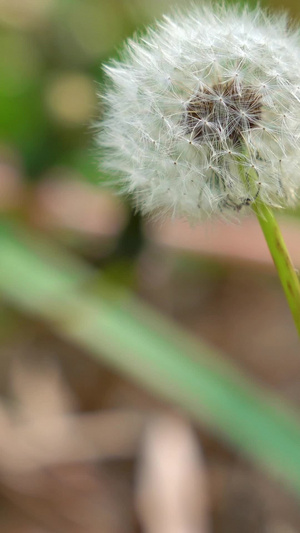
[98,3,300,222]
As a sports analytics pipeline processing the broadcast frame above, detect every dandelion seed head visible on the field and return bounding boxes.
[98,4,300,222]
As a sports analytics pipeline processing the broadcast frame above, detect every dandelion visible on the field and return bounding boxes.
[98,3,300,336]
[99,4,300,221]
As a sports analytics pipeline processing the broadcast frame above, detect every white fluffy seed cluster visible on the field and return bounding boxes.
[98,4,300,222]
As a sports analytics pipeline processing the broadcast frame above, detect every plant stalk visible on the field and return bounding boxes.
[252,201,300,337]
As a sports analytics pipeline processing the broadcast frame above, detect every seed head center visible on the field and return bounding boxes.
[185,80,262,145]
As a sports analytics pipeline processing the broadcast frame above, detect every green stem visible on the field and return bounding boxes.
[252,201,300,337]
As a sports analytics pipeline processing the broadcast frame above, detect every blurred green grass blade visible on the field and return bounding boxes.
[1,221,300,494]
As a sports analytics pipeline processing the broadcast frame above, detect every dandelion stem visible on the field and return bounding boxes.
[252,201,300,337]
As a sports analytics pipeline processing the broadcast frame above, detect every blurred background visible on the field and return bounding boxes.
[1,0,300,531]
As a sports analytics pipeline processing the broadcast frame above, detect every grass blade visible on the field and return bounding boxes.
[1,221,300,494]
